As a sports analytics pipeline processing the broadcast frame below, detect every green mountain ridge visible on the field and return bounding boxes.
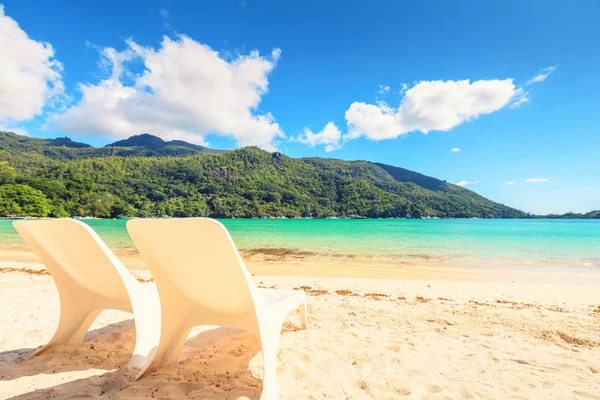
[0,131,220,168]
[107,133,218,154]
[0,130,587,219]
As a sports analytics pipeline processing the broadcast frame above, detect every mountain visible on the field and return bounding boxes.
[106,133,215,156]
[0,131,92,155]
[302,157,522,218]
[0,131,220,168]
[108,133,167,148]
[0,131,528,219]
[374,162,446,191]
[46,137,93,148]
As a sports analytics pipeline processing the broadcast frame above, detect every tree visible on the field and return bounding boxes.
[0,162,16,184]
[111,198,136,218]
[85,193,114,218]
[0,184,50,217]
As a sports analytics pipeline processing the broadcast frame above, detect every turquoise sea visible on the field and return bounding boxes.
[0,219,599,272]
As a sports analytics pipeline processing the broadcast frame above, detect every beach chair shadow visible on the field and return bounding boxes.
[0,319,136,381]
[6,326,264,400]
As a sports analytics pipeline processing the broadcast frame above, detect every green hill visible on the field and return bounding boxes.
[0,131,220,169]
[534,210,600,219]
[106,133,218,156]
[0,131,528,219]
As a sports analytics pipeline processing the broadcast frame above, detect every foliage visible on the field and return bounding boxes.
[0,184,51,217]
[0,131,534,219]
[533,210,600,219]
[0,131,220,164]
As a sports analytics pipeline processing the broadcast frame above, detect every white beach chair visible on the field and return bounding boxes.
[126,217,308,399]
[12,219,161,372]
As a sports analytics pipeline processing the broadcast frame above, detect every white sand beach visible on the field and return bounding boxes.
[1,262,599,399]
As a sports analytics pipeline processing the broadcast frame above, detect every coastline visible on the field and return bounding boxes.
[2,246,600,286]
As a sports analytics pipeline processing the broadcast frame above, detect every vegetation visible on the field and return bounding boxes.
[533,211,600,219]
[0,132,219,165]
[0,131,539,219]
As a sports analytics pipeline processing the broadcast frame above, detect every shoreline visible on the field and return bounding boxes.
[2,216,599,220]
[2,251,600,287]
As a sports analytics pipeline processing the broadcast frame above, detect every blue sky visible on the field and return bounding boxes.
[1,0,599,214]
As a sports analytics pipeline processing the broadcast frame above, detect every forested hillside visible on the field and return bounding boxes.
[0,131,528,219]
[0,132,219,166]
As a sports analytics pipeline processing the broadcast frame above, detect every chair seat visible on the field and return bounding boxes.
[256,288,306,309]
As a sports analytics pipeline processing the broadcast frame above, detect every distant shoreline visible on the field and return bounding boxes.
[1,216,599,220]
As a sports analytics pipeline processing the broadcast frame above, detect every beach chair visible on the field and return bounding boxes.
[12,219,161,372]
[126,218,308,399]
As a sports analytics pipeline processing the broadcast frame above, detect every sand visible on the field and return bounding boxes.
[1,263,599,399]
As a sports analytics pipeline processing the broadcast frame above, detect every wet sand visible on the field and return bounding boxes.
[2,246,599,286]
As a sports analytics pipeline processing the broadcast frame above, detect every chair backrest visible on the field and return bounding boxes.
[126,218,257,315]
[13,219,130,301]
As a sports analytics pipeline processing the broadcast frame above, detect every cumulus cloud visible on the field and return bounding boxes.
[527,66,556,85]
[525,178,549,183]
[456,180,479,187]
[0,5,64,122]
[304,68,555,151]
[345,79,519,142]
[450,147,461,153]
[50,36,283,150]
[504,181,516,185]
[295,122,342,152]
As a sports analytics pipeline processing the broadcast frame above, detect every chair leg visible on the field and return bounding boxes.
[33,306,101,356]
[136,315,192,379]
[126,284,161,374]
[258,313,286,400]
[298,302,308,330]
[259,332,281,400]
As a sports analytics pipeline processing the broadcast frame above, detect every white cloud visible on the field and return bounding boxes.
[509,87,530,108]
[158,8,171,28]
[50,36,283,150]
[527,66,556,85]
[0,5,64,122]
[450,147,461,153]
[504,181,516,185]
[377,84,390,94]
[0,124,28,136]
[525,178,549,183]
[345,79,519,142]
[303,68,554,151]
[295,122,342,152]
[456,180,479,187]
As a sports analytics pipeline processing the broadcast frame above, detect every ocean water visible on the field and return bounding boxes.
[1,219,599,271]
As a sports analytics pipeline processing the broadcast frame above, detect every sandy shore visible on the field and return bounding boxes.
[2,246,599,285]
[1,263,599,399]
